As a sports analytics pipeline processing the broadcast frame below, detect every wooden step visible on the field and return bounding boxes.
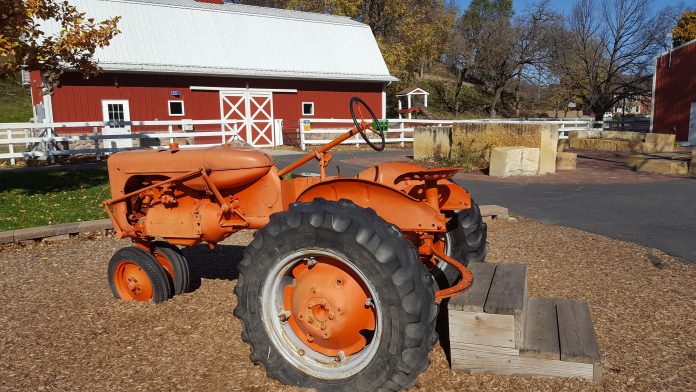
[449,263,527,349]
[447,263,602,382]
[520,297,601,381]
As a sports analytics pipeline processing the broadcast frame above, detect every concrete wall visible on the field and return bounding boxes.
[414,123,559,174]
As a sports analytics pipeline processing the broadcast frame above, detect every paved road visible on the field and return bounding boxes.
[461,179,696,263]
[274,149,696,263]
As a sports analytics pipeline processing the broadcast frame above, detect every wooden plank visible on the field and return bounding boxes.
[485,264,527,348]
[448,311,515,348]
[557,299,601,364]
[448,262,496,312]
[520,297,560,360]
[451,349,594,380]
[484,264,527,316]
[450,342,519,356]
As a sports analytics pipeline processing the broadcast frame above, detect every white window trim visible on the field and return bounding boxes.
[168,100,185,116]
[302,101,315,116]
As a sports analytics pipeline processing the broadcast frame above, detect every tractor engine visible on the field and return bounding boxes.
[105,142,278,245]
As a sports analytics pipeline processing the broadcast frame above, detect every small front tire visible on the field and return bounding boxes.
[108,246,172,303]
[152,241,190,295]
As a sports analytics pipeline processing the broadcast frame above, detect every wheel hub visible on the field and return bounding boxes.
[284,258,376,357]
[114,261,153,302]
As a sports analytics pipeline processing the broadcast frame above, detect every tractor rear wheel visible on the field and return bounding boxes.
[152,241,190,295]
[234,199,438,391]
[108,247,172,303]
[432,202,488,289]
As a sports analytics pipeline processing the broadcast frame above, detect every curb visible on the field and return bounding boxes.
[0,205,511,244]
[0,219,113,244]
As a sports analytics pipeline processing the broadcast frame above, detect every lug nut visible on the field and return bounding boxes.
[329,313,335,320]
[308,316,314,323]
[320,323,326,330]
[335,351,345,363]
[278,311,291,322]
[306,334,314,342]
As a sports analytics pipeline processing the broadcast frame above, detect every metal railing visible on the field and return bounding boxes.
[298,118,594,150]
[0,119,239,165]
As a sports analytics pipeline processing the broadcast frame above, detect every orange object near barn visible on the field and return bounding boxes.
[103,98,488,391]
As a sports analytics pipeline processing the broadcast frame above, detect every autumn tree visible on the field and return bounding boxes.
[550,0,672,121]
[672,11,696,46]
[0,0,121,93]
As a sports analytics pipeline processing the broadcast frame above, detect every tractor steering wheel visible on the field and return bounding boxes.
[349,97,385,152]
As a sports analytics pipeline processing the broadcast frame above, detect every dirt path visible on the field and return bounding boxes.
[0,220,694,391]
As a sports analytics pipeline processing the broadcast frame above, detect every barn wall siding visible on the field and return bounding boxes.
[653,41,696,142]
[48,72,384,138]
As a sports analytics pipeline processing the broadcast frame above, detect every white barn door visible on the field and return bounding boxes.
[220,91,275,147]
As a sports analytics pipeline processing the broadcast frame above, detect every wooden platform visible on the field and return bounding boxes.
[448,262,601,382]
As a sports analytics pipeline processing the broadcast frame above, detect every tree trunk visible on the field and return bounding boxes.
[513,74,522,117]
[453,69,466,117]
[489,87,503,118]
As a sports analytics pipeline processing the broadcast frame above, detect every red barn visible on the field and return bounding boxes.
[651,37,696,144]
[29,0,396,146]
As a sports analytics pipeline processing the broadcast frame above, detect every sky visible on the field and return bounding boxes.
[453,0,696,16]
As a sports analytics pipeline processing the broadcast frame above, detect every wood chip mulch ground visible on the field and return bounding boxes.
[0,219,694,391]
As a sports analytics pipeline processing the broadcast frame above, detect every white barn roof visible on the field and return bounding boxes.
[44,0,396,82]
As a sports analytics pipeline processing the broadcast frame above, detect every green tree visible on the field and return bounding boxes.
[0,0,121,94]
[445,0,512,116]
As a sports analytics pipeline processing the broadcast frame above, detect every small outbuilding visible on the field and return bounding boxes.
[29,0,396,146]
[651,37,696,144]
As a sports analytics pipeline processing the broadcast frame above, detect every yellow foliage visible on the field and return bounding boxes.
[672,11,696,45]
[0,0,121,93]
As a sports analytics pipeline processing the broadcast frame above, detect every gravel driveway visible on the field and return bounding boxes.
[1,220,694,391]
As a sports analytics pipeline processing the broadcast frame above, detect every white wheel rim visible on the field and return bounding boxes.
[260,248,383,379]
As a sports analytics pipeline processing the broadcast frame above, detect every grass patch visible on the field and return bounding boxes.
[0,168,110,231]
[0,77,33,123]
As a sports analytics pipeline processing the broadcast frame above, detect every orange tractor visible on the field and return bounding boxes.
[103,98,487,391]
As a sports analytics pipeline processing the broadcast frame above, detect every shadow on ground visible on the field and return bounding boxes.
[0,168,108,194]
[181,243,244,292]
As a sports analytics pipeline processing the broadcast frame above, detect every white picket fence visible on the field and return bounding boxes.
[298,118,594,150]
[0,119,239,165]
[0,117,595,165]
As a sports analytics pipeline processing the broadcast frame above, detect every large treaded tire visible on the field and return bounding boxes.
[233,198,438,391]
[435,202,488,288]
[152,241,190,295]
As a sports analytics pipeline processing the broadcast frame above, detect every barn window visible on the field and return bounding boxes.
[168,100,185,116]
[302,102,314,116]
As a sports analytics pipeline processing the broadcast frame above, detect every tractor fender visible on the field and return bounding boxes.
[296,178,447,232]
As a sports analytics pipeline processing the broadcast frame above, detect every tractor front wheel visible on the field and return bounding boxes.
[152,241,190,295]
[234,199,438,391]
[108,247,172,303]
